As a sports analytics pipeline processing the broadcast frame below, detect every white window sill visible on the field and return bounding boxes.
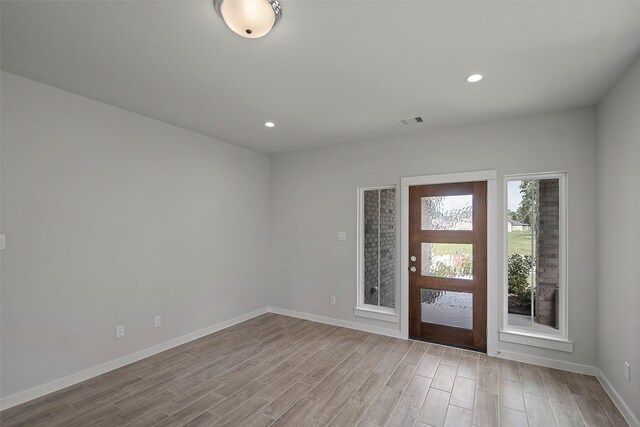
[500,329,573,353]
[354,307,399,323]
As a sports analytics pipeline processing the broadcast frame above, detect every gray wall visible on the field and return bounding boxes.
[597,55,640,420]
[269,108,599,366]
[0,72,271,398]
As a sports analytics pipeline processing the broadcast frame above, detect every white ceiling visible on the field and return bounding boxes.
[2,1,640,154]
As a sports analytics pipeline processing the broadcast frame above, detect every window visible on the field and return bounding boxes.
[501,172,571,351]
[355,185,398,322]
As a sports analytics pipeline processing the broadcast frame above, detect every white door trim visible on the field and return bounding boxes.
[400,170,498,355]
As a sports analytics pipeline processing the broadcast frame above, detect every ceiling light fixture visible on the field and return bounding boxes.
[466,74,483,83]
[213,0,282,39]
[264,121,275,127]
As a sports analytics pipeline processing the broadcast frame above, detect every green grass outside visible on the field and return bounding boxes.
[508,231,533,256]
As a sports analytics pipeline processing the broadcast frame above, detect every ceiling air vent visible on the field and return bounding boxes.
[400,116,424,126]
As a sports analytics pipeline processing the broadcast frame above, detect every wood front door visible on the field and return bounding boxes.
[409,181,487,351]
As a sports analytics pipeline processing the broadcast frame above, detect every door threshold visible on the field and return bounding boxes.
[409,336,487,354]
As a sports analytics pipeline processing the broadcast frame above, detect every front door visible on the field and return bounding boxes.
[409,182,487,351]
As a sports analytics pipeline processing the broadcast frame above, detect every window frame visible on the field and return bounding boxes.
[355,185,399,323]
[500,171,572,352]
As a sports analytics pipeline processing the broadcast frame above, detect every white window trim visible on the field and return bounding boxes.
[353,306,399,323]
[501,171,573,352]
[355,185,399,322]
[499,329,573,353]
[400,170,498,356]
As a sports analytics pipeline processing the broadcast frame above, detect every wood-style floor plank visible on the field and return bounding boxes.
[359,386,402,426]
[385,403,419,427]
[573,395,614,427]
[472,389,500,427]
[0,314,628,427]
[417,388,450,427]
[443,405,473,427]
[271,397,319,427]
[449,376,475,410]
[431,364,457,393]
[544,378,581,417]
[440,347,462,367]
[476,365,499,396]
[328,399,368,426]
[399,375,431,408]
[524,391,558,427]
[500,378,526,412]
[501,407,529,427]
[262,381,314,420]
[456,355,479,380]
[553,409,586,427]
[351,342,411,405]
[499,359,521,382]
[183,411,220,427]
[414,353,440,379]
[519,363,547,397]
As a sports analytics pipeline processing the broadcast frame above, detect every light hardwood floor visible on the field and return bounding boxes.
[0,313,628,427]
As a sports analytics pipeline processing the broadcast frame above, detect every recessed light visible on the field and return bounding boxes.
[466,74,483,83]
[264,122,275,128]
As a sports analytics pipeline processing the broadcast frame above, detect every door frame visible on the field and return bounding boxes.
[400,170,498,355]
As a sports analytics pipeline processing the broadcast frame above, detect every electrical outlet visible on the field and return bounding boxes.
[154,315,162,328]
[625,362,631,382]
[115,325,125,339]
[330,296,336,305]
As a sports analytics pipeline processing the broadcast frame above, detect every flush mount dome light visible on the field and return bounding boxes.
[214,0,282,39]
[466,74,483,83]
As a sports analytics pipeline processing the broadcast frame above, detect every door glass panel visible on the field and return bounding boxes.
[421,195,473,230]
[421,243,473,279]
[421,289,473,329]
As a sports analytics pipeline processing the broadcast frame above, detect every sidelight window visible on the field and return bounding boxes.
[502,172,570,349]
[355,185,398,322]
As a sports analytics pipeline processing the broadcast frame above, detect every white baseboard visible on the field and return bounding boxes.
[0,307,268,411]
[596,368,640,427]
[268,306,404,339]
[496,349,598,375]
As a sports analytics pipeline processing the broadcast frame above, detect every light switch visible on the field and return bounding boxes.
[337,232,346,241]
